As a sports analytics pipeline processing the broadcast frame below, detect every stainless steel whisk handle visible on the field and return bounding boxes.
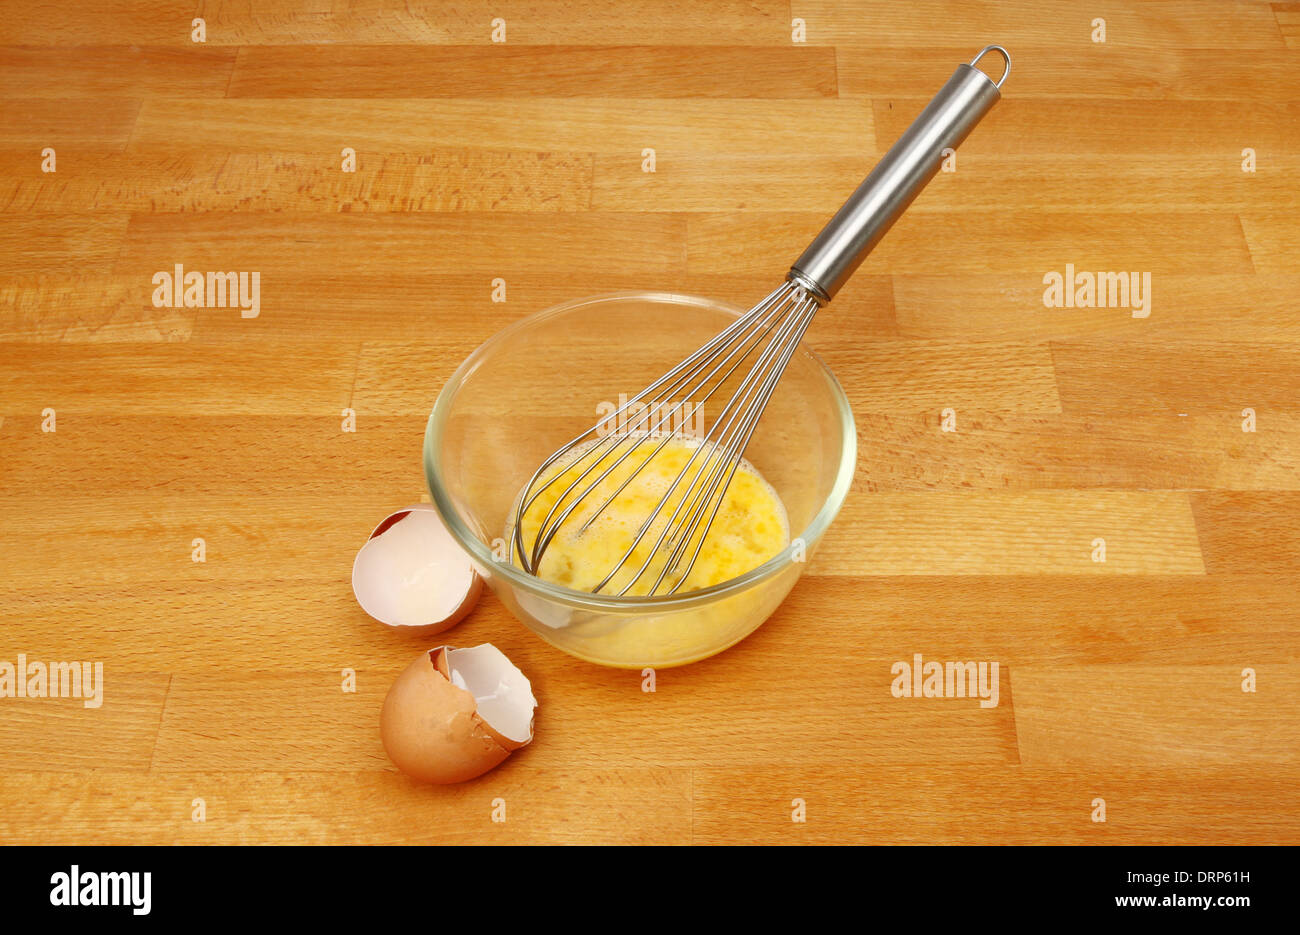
[789,45,1010,302]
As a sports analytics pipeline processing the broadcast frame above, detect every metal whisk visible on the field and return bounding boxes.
[514,46,1011,596]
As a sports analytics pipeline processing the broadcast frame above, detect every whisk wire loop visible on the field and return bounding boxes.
[513,283,798,573]
[613,286,818,595]
[513,280,820,595]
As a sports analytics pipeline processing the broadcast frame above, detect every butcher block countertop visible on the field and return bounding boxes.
[1,1,1298,845]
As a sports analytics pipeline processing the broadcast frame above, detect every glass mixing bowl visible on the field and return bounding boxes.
[423,292,856,668]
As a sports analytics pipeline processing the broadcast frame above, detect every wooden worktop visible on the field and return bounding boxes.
[1,1,1297,844]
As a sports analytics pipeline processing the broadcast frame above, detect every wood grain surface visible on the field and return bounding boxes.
[1,1,1298,845]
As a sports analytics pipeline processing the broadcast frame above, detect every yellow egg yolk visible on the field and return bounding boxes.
[510,436,789,595]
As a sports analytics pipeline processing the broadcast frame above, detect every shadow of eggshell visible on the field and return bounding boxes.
[352,504,482,637]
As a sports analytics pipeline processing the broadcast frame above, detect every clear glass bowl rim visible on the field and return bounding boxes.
[423,290,858,611]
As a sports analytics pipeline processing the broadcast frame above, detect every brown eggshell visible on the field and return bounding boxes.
[380,648,510,784]
[479,716,532,752]
[435,644,536,752]
[409,573,482,638]
[353,505,483,637]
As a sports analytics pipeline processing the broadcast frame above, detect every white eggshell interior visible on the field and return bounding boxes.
[446,644,537,744]
[353,508,475,628]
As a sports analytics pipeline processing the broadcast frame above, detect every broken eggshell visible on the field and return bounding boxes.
[352,504,482,637]
[381,643,538,784]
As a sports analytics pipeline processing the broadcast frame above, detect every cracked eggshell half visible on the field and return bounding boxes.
[381,643,538,784]
[352,504,482,637]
